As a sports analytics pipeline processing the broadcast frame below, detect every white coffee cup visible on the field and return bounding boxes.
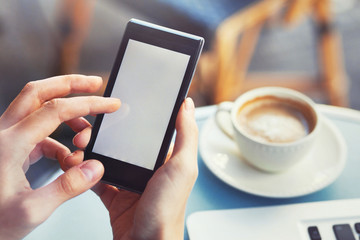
[215,87,321,172]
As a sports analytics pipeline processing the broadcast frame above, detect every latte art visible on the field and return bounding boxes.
[236,96,315,144]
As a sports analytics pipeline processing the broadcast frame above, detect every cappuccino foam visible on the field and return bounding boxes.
[237,96,314,144]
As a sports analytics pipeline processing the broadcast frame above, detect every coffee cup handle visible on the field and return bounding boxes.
[215,101,235,140]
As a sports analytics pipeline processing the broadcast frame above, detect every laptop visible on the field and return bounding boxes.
[187,198,360,240]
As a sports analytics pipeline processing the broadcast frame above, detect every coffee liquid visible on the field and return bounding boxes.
[237,96,316,144]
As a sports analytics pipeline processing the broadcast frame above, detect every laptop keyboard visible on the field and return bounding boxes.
[187,199,360,240]
[333,224,356,240]
[307,223,360,240]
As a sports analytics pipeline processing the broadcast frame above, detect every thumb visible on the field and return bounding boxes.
[29,160,104,222]
[172,98,198,158]
[164,98,198,182]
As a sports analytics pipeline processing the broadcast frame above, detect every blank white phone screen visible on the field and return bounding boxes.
[92,39,190,170]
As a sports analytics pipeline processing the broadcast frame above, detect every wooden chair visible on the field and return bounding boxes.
[55,0,94,75]
[54,0,349,106]
[196,0,348,106]
[53,0,256,103]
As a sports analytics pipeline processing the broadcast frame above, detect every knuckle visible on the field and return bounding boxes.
[61,75,73,91]
[58,173,77,197]
[63,74,76,81]
[23,81,36,92]
[43,98,60,109]
[42,98,65,121]
[62,74,84,86]
[62,74,75,85]
[21,81,37,97]
[40,98,73,125]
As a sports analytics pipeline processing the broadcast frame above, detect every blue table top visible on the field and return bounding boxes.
[24,104,360,240]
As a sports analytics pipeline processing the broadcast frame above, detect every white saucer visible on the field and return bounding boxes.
[199,115,347,198]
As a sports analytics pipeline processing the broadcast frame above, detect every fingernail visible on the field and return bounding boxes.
[66,151,75,158]
[185,98,195,113]
[80,160,103,181]
[64,152,76,165]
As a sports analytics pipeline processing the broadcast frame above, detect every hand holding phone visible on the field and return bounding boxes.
[85,19,204,193]
[92,97,199,240]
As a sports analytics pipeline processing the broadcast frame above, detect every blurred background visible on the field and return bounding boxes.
[0,0,359,185]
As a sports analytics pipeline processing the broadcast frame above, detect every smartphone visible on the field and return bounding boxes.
[84,19,204,193]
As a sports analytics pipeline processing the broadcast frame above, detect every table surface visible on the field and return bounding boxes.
[24,104,360,240]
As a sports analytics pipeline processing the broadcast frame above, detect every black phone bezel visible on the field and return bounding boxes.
[84,19,204,193]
